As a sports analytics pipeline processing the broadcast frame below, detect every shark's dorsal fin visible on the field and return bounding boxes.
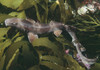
[26,18,36,24]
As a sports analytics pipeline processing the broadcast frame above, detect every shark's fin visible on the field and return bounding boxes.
[54,30,62,37]
[28,32,38,43]
[26,18,36,24]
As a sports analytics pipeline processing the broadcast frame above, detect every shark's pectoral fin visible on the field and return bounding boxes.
[28,32,38,43]
[54,30,62,37]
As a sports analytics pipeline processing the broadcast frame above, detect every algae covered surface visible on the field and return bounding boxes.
[0,0,100,70]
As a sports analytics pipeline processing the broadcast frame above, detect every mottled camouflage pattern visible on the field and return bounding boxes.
[5,18,64,34]
[5,18,97,69]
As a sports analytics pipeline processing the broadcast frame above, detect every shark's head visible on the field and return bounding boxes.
[5,17,36,32]
[5,18,25,30]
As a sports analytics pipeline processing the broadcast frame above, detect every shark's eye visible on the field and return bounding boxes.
[12,23,18,25]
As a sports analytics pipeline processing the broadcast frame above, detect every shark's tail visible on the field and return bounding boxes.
[64,25,97,69]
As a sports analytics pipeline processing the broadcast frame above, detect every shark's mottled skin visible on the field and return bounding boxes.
[5,17,97,69]
[5,18,63,34]
[5,18,64,41]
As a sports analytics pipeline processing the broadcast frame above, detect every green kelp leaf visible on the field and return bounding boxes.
[11,32,24,42]
[17,0,35,11]
[40,61,67,70]
[58,0,66,22]
[44,0,49,4]
[0,55,6,70]
[21,41,37,68]
[4,41,29,69]
[0,39,12,61]
[40,55,63,66]
[0,27,10,37]
[0,39,12,51]
[9,11,26,19]
[50,1,59,12]
[32,37,60,56]
[28,65,41,70]
[13,36,24,43]
[58,0,73,22]
[0,39,12,53]
[37,0,48,23]
[4,41,35,69]
[55,35,74,48]
[90,63,100,70]
[6,49,19,70]
[40,11,48,23]
[0,0,23,9]
[0,14,13,23]
[0,37,5,42]
[28,0,48,23]
[64,55,85,70]
[36,0,49,4]
[32,1,41,22]
[36,0,48,10]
